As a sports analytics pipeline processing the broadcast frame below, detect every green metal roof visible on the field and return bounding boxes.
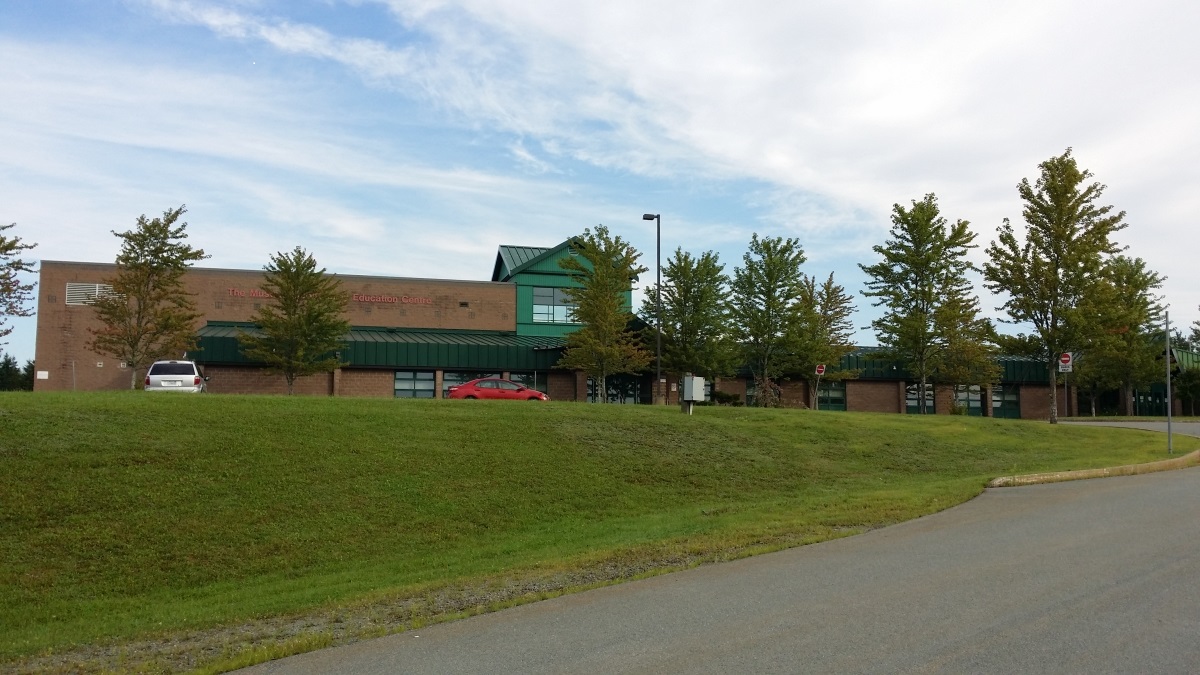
[492,245,551,282]
[191,323,566,370]
[492,239,585,282]
[1172,347,1200,372]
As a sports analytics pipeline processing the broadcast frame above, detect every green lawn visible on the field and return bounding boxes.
[1,392,1194,670]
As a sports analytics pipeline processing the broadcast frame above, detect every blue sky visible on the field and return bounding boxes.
[3,0,1199,365]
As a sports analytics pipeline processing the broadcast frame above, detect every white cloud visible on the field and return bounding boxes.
[6,0,1200,363]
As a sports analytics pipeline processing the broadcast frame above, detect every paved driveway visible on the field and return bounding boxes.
[1062,419,1200,438]
[243,466,1200,674]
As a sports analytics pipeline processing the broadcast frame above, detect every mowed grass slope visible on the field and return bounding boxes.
[1,392,1194,662]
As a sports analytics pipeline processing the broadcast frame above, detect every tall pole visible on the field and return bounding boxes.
[1167,310,1173,454]
[656,215,662,405]
[643,213,662,404]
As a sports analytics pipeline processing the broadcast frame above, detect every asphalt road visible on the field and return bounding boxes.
[1061,419,1200,439]
[243,464,1200,674]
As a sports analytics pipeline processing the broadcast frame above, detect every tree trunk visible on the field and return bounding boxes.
[129,367,139,390]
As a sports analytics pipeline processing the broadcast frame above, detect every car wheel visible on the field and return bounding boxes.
[528,396,543,401]
[464,395,477,399]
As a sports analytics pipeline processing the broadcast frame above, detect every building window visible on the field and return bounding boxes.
[992,385,1020,418]
[587,374,644,404]
[508,371,548,394]
[954,384,985,416]
[906,383,935,414]
[395,371,435,398]
[442,371,500,397]
[816,380,846,411]
[532,287,578,324]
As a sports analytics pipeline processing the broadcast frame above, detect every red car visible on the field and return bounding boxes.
[447,378,550,401]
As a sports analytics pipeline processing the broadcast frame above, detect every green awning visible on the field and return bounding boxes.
[191,323,566,371]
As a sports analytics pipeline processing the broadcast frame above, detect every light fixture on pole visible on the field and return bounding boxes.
[642,213,662,404]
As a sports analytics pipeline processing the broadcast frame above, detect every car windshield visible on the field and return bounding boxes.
[149,363,195,376]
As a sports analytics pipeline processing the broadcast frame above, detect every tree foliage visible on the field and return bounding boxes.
[88,206,209,388]
[982,149,1127,423]
[1078,256,1164,414]
[0,352,33,391]
[792,272,857,404]
[1174,367,1200,416]
[932,289,1000,393]
[0,222,38,345]
[639,248,738,383]
[555,226,651,401]
[860,193,986,413]
[728,234,806,407]
[238,247,350,395]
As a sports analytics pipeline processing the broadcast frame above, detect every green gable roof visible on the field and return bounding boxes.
[492,238,583,282]
[492,245,550,281]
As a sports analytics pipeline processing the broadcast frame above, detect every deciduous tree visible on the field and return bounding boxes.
[792,272,857,406]
[0,223,37,345]
[729,234,806,407]
[89,206,208,388]
[1082,256,1164,414]
[860,194,979,413]
[238,247,350,395]
[556,226,650,401]
[639,248,738,385]
[982,149,1127,423]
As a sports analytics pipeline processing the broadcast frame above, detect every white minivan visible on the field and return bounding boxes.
[144,360,208,393]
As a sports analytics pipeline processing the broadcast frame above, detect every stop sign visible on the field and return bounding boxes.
[815,364,826,375]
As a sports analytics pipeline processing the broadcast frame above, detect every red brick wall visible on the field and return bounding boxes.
[547,371,581,402]
[34,261,517,392]
[337,369,395,398]
[1021,383,1081,420]
[847,380,904,413]
[934,385,956,415]
[778,379,811,408]
[714,377,747,405]
[204,365,333,395]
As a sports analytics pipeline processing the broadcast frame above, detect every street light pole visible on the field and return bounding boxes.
[643,213,662,404]
[1166,309,1173,454]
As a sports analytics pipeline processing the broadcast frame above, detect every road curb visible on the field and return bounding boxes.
[987,450,1200,488]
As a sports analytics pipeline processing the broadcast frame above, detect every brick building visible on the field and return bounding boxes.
[34,237,1070,417]
[34,239,606,400]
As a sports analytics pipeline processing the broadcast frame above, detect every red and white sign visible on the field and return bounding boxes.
[1058,352,1073,372]
[815,364,826,376]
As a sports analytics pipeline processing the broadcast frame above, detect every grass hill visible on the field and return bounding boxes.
[1,392,1193,672]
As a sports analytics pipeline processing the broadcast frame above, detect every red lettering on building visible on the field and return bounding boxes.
[351,293,433,305]
[228,288,271,298]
